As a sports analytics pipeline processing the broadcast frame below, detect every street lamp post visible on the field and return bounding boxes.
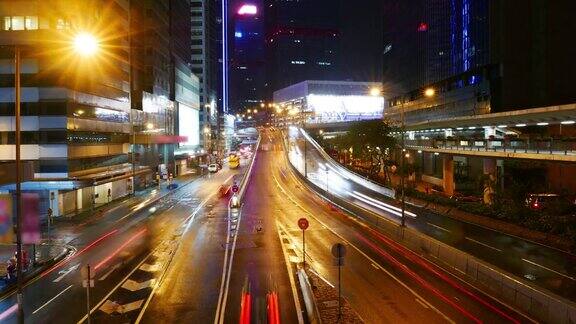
[400,100,406,228]
[14,44,24,324]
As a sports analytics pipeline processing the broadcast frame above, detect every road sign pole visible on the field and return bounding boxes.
[338,264,341,321]
[86,264,91,324]
[331,243,347,322]
[302,229,305,267]
[298,218,309,268]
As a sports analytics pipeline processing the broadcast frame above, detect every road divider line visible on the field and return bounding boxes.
[522,258,575,281]
[464,237,501,252]
[214,205,233,324]
[98,264,120,281]
[415,298,429,309]
[33,284,73,314]
[427,222,451,233]
[53,264,80,283]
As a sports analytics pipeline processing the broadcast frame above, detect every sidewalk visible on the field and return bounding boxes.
[0,243,68,291]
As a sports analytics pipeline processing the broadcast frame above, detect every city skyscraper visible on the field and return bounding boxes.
[229,1,266,112]
[264,0,342,94]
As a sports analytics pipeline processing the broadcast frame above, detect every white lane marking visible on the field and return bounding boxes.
[118,300,145,313]
[217,206,243,324]
[139,263,160,272]
[371,262,379,270]
[272,172,455,324]
[464,237,502,252]
[415,298,429,309]
[98,264,120,281]
[427,222,451,233]
[32,284,73,314]
[122,279,156,291]
[214,207,233,324]
[522,258,575,281]
[53,263,80,283]
[275,222,305,324]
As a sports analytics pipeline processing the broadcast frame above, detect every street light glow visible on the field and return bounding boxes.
[424,88,435,97]
[73,32,99,56]
[146,123,154,130]
[369,87,381,96]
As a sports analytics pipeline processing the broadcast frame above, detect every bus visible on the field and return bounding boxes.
[229,154,240,169]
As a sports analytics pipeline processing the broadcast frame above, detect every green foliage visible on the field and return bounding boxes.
[324,120,398,180]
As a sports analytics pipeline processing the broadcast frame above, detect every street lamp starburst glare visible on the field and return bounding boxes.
[73,32,99,56]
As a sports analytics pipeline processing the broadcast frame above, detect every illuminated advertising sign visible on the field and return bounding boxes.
[178,104,200,147]
[238,4,257,15]
[306,94,384,122]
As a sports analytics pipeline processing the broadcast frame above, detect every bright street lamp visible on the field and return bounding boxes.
[424,87,436,97]
[370,87,381,96]
[146,122,154,130]
[73,32,99,56]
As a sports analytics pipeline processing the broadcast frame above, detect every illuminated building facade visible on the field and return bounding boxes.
[0,0,133,217]
[273,80,383,125]
[383,0,576,114]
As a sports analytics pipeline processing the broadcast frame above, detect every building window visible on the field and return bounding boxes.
[25,16,38,30]
[3,16,27,30]
[55,18,71,30]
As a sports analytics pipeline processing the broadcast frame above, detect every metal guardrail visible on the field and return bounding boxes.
[406,138,576,156]
[290,131,576,324]
[297,269,321,324]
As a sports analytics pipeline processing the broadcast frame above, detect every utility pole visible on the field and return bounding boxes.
[303,137,307,177]
[400,102,406,228]
[15,45,25,324]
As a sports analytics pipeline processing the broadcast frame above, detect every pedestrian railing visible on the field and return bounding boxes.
[406,138,576,156]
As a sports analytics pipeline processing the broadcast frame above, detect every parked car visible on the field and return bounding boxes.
[208,164,219,173]
[525,193,576,213]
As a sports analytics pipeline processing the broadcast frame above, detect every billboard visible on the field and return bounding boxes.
[22,193,40,244]
[178,103,200,147]
[306,94,384,123]
[0,195,12,243]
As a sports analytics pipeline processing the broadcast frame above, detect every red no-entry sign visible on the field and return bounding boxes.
[298,218,309,230]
